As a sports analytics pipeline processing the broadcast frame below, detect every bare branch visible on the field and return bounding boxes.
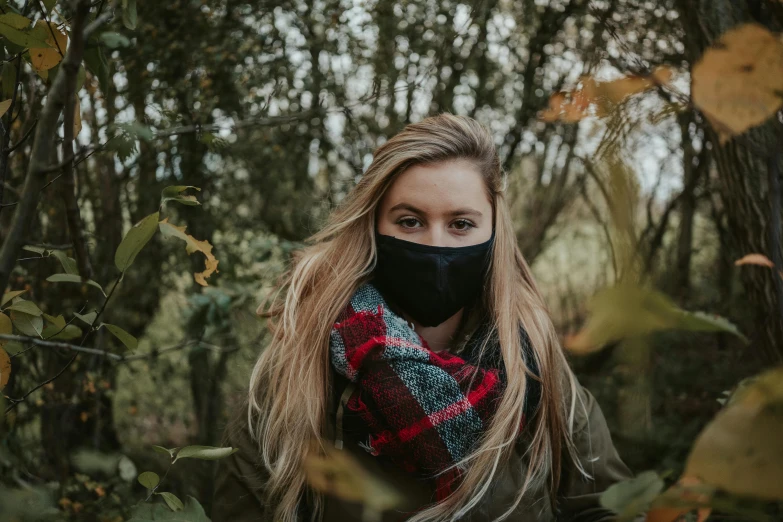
[152,111,322,139]
[0,334,202,362]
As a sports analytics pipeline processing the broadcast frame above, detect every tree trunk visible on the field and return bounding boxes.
[672,112,705,302]
[678,0,783,363]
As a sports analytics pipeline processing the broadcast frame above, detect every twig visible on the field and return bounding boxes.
[0,334,202,362]
[152,111,322,138]
[60,23,94,281]
[0,0,95,296]
[4,354,78,410]
[7,120,38,153]
[1,333,127,360]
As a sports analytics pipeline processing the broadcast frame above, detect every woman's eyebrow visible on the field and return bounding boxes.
[388,202,425,214]
[388,203,482,218]
[447,208,482,218]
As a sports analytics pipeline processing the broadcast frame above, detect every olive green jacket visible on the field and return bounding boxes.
[212,374,637,522]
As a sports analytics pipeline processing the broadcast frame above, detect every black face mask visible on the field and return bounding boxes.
[372,231,494,327]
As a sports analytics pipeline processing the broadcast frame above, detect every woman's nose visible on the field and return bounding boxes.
[422,227,448,247]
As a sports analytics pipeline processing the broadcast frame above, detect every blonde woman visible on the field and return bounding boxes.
[212,114,636,522]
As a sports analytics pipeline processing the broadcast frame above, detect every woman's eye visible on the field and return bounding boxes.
[451,219,475,231]
[397,217,421,228]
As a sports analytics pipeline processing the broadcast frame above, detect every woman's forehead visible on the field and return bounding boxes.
[379,160,492,214]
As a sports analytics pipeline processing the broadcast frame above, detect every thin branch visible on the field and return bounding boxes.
[0,334,202,362]
[8,120,38,153]
[61,24,94,280]
[4,354,77,411]
[0,0,94,295]
[152,111,322,138]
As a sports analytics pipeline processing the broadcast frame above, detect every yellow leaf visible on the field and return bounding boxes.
[0,99,12,118]
[158,218,219,286]
[303,446,403,514]
[29,20,67,72]
[684,366,783,501]
[692,23,783,143]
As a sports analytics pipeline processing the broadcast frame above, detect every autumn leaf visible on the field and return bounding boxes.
[538,66,674,123]
[29,20,68,72]
[735,252,783,280]
[735,253,775,268]
[692,23,783,144]
[645,476,712,522]
[684,366,783,501]
[0,99,12,119]
[158,218,219,286]
[304,445,403,515]
[0,346,10,391]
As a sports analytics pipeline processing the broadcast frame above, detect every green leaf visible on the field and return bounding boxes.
[84,46,110,94]
[101,323,137,351]
[22,245,46,255]
[157,492,184,512]
[161,186,201,207]
[5,299,42,316]
[173,446,238,463]
[74,311,97,327]
[122,0,137,30]
[152,445,179,459]
[0,14,51,48]
[42,0,57,12]
[137,471,159,490]
[1,58,18,100]
[675,311,749,344]
[1,290,27,308]
[110,131,137,162]
[50,249,79,275]
[566,284,748,353]
[10,311,43,337]
[600,470,664,522]
[46,274,106,296]
[115,212,160,272]
[42,313,66,329]
[100,31,131,48]
[127,495,210,522]
[0,13,31,30]
[42,323,82,341]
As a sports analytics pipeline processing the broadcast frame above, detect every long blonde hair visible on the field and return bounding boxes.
[248,113,588,521]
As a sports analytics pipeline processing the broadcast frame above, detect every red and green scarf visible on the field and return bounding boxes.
[329,284,538,500]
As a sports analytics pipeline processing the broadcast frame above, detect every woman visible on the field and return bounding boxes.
[213,114,636,522]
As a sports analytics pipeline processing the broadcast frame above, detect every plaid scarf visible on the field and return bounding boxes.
[329,284,534,501]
